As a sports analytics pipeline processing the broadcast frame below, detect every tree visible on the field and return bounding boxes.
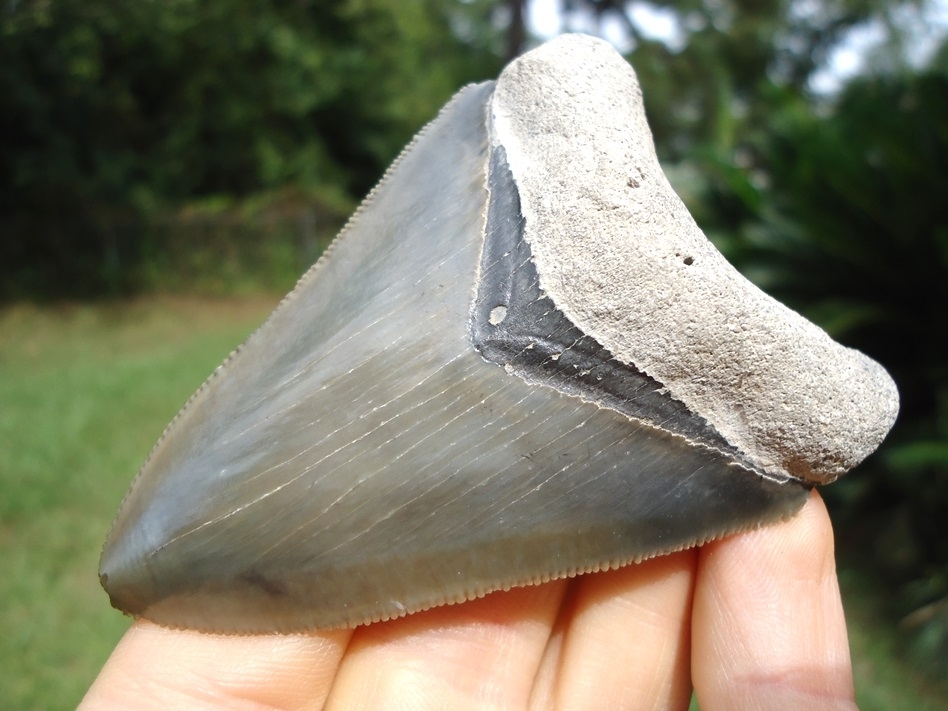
[0,0,506,297]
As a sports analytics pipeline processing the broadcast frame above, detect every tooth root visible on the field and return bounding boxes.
[490,35,898,485]
[99,35,897,634]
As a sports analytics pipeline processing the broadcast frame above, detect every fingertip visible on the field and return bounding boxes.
[702,491,837,597]
[692,490,856,710]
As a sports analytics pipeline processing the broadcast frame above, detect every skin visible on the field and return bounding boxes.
[80,491,856,711]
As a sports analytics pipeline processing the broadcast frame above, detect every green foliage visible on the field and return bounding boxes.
[0,298,277,709]
[0,0,504,299]
[618,0,908,160]
[0,0,502,210]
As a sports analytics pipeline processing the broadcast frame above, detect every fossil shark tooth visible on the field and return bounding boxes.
[99,34,899,634]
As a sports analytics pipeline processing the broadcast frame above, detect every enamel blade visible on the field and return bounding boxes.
[99,35,898,633]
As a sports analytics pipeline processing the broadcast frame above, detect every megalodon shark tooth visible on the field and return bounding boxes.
[99,34,899,634]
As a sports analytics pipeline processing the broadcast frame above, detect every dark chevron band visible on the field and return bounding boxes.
[472,144,751,465]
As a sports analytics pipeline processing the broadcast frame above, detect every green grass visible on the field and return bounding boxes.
[842,569,948,711]
[0,296,278,710]
[1,297,946,710]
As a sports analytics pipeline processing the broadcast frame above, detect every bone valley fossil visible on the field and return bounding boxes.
[98,34,899,634]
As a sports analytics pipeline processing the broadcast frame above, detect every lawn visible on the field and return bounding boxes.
[1,297,945,710]
[0,296,276,710]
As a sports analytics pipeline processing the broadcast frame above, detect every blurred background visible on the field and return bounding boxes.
[1,0,946,708]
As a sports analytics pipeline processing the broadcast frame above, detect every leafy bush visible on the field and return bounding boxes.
[0,0,503,299]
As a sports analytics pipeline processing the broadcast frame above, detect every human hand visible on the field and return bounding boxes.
[79,490,856,710]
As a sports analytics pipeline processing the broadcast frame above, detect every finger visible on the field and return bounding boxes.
[692,490,857,711]
[531,550,696,711]
[325,581,568,711]
[79,620,351,711]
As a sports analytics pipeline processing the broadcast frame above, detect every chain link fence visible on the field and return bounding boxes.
[1,206,346,300]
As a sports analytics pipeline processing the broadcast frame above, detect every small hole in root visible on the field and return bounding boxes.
[489,305,508,325]
[683,256,694,266]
